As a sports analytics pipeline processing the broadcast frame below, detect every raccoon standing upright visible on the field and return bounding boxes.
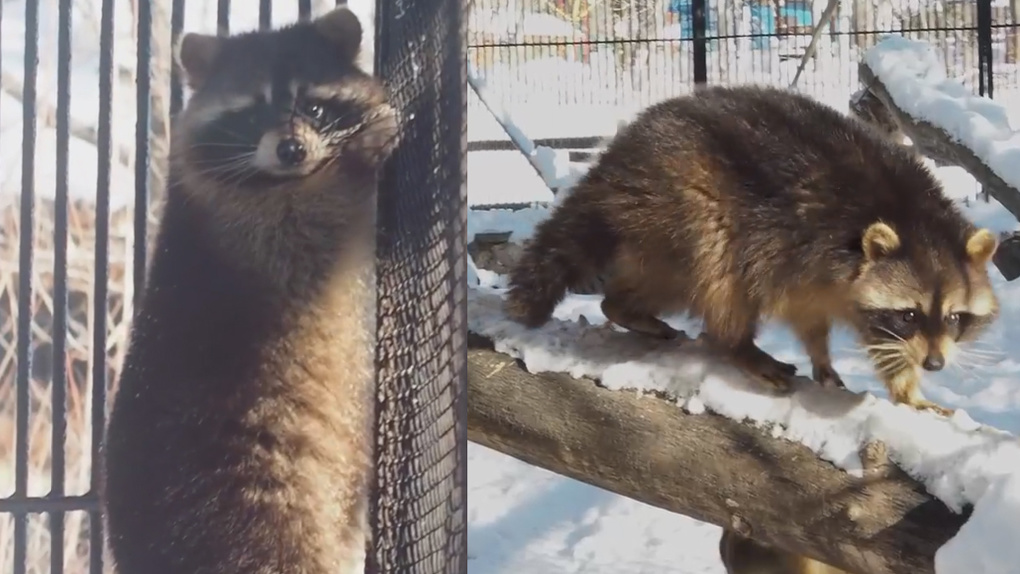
[101,8,398,574]
[505,84,999,415]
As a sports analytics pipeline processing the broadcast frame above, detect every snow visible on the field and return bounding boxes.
[468,35,1020,574]
[864,36,1020,192]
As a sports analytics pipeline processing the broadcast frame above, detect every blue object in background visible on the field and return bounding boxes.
[669,0,814,51]
[669,0,719,50]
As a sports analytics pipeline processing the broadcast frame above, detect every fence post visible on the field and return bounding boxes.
[370,0,469,571]
[978,0,994,98]
[693,0,708,84]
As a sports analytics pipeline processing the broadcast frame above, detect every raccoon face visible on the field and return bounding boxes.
[850,221,999,377]
[172,7,398,187]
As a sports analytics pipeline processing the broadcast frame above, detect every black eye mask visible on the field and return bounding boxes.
[298,97,364,134]
[865,308,922,340]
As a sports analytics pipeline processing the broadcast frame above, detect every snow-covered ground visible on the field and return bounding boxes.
[467,38,1020,574]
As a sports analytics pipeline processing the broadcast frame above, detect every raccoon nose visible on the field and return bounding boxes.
[922,354,945,372]
[276,138,307,166]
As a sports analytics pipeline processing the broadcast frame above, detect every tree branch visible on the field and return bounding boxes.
[467,332,968,574]
[857,60,1020,225]
[789,0,841,89]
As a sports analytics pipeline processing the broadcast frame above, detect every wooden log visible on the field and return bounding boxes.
[468,332,969,574]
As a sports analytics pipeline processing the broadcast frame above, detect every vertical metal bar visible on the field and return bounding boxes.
[135,0,153,307]
[299,0,313,20]
[259,0,272,30]
[218,0,231,35]
[170,0,186,115]
[14,0,41,571]
[51,0,74,570]
[692,0,708,85]
[977,0,993,98]
[91,0,115,571]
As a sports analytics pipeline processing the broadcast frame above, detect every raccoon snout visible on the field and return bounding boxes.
[276,138,307,166]
[922,353,945,372]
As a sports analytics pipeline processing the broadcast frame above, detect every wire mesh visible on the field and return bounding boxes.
[369,0,469,571]
[1,0,468,572]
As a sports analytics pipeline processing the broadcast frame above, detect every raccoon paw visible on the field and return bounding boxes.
[811,364,846,389]
[912,399,955,418]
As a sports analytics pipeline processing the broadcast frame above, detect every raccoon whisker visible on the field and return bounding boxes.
[864,340,905,354]
[217,162,261,189]
[955,351,1000,367]
[191,159,254,181]
[871,356,905,372]
[864,342,905,350]
[873,326,907,343]
[868,352,903,370]
[868,349,908,369]
[189,143,259,150]
[325,111,364,132]
[957,345,1003,359]
[194,157,258,184]
[948,362,980,384]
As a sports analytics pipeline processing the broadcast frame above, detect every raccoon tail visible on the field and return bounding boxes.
[504,205,615,328]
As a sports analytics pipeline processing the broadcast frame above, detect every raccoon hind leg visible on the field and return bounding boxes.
[600,284,680,339]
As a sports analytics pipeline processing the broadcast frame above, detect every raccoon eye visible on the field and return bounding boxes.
[946,312,960,326]
[900,310,917,324]
[303,102,326,121]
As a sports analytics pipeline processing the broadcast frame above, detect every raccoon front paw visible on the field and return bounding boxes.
[811,364,845,389]
[911,399,955,418]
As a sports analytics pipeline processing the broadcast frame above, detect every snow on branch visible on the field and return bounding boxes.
[859,37,1020,225]
[468,287,1020,574]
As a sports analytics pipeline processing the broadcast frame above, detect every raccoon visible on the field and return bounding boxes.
[720,529,855,574]
[504,85,998,416]
[101,8,398,574]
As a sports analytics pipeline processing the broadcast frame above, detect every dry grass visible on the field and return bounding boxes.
[0,196,135,574]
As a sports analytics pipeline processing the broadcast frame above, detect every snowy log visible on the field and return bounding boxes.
[467,333,968,574]
[857,61,1020,224]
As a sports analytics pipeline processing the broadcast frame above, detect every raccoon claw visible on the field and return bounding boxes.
[812,365,846,389]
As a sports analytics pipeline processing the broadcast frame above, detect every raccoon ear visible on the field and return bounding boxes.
[174,33,222,91]
[966,228,997,266]
[313,7,363,62]
[861,221,900,261]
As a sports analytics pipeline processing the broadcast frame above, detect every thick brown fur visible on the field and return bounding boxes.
[102,8,398,574]
[505,85,998,413]
[719,530,857,574]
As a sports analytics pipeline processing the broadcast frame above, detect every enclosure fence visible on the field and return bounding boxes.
[467,0,1020,115]
[0,0,467,572]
